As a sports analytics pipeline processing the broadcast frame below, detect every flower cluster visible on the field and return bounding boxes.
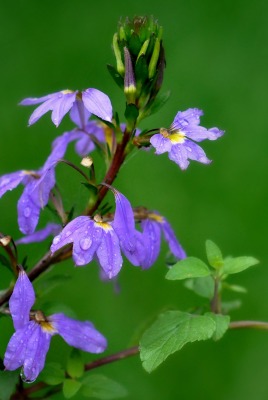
[4,268,107,383]
[50,189,186,278]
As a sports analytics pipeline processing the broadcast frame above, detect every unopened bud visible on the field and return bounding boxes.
[124,47,136,104]
[81,156,93,168]
[0,236,11,246]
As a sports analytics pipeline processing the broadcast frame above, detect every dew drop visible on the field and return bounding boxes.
[52,236,60,245]
[65,230,72,238]
[24,207,31,217]
[20,368,36,384]
[79,237,92,250]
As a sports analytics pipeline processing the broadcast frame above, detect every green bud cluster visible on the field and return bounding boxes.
[108,16,165,123]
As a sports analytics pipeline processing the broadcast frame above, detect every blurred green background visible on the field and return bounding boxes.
[1,0,268,399]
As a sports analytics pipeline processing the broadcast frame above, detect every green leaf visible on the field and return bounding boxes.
[222,256,259,275]
[35,274,71,297]
[205,313,230,341]
[63,379,82,398]
[146,91,170,117]
[166,257,211,281]
[222,282,247,293]
[39,362,65,385]
[140,311,216,373]
[124,103,139,124]
[184,276,215,299]
[107,64,124,89]
[221,300,242,313]
[0,371,18,400]
[67,349,84,379]
[205,240,223,269]
[82,374,128,399]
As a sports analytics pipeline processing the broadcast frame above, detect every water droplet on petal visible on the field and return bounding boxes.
[52,236,60,245]
[65,230,72,238]
[20,368,36,384]
[24,207,31,217]
[79,237,92,251]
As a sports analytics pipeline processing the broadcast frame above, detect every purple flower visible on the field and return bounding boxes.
[123,212,186,269]
[15,223,62,245]
[4,268,107,383]
[51,190,136,279]
[0,131,73,234]
[150,108,224,170]
[20,88,113,127]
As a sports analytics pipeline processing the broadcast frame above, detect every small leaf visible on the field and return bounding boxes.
[166,257,211,281]
[184,276,215,299]
[221,300,242,313]
[67,349,84,379]
[0,371,18,400]
[124,103,139,124]
[205,313,230,341]
[107,64,124,89]
[222,282,247,293]
[146,91,171,117]
[63,379,82,399]
[222,256,259,275]
[205,240,223,269]
[140,311,216,372]
[82,374,128,399]
[39,362,65,385]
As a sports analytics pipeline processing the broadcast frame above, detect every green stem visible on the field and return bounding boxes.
[229,320,268,330]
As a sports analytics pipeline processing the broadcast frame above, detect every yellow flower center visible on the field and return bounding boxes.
[148,213,164,223]
[160,128,185,144]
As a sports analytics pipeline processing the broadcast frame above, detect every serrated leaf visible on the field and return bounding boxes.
[67,349,84,379]
[82,374,127,399]
[140,311,216,372]
[0,371,18,400]
[205,240,223,269]
[166,257,211,281]
[222,256,259,275]
[184,276,215,299]
[63,379,82,399]
[39,362,65,385]
[205,313,230,341]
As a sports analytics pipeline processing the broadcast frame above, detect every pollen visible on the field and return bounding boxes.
[61,89,74,95]
[94,215,112,231]
[148,213,164,223]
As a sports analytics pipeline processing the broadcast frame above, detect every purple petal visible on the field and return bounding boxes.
[18,186,42,235]
[168,144,190,170]
[121,230,146,267]
[112,191,136,254]
[74,131,96,156]
[183,140,211,164]
[4,322,35,371]
[150,134,172,154]
[172,108,203,130]
[70,100,91,128]
[82,89,113,122]
[9,269,35,330]
[16,223,62,245]
[44,130,80,169]
[0,171,26,198]
[50,313,107,353]
[27,94,62,126]
[20,93,56,106]
[23,324,52,382]
[51,92,77,127]
[72,222,103,266]
[161,219,186,259]
[140,219,162,269]
[184,126,224,142]
[30,168,56,210]
[96,229,122,278]
[50,216,92,254]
